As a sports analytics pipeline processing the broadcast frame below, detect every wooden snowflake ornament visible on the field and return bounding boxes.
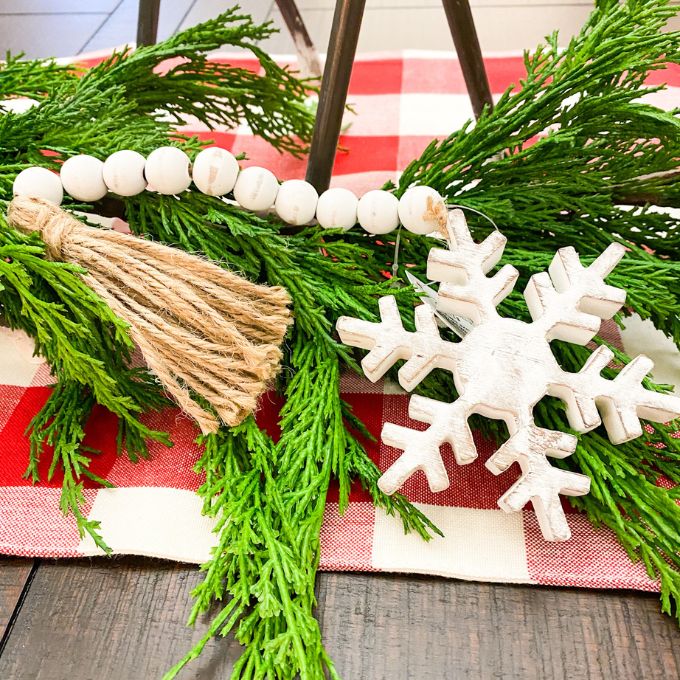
[337,209,680,542]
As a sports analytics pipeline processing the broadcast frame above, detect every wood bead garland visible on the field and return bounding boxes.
[316,187,358,230]
[192,147,239,196]
[275,179,318,226]
[7,196,292,435]
[145,146,192,195]
[103,150,147,196]
[14,145,451,238]
[13,166,63,205]
[60,155,108,202]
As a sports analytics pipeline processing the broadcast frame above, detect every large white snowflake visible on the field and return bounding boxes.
[337,210,680,541]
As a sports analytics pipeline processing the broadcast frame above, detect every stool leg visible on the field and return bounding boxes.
[305,0,366,193]
[275,0,322,78]
[441,0,493,118]
[137,0,161,46]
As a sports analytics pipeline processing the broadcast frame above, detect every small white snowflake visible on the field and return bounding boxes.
[337,210,680,541]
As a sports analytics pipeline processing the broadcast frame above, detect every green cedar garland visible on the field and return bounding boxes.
[0,2,677,679]
[0,222,171,550]
[0,7,322,550]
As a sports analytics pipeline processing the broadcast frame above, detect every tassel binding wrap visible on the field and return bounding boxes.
[7,196,292,434]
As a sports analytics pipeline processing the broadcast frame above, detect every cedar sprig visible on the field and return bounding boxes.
[0,8,316,550]
[396,0,680,257]
[83,6,316,156]
[126,193,439,678]
[0,52,78,99]
[125,191,438,527]
[0,218,170,547]
[26,381,114,554]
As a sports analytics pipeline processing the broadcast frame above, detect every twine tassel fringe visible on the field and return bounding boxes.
[8,196,292,434]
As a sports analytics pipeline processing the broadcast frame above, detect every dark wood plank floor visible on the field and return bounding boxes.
[0,557,677,679]
[0,558,35,638]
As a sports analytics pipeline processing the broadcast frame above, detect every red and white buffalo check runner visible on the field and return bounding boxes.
[1,52,678,593]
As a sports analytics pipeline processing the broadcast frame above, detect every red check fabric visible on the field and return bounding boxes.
[1,52,678,591]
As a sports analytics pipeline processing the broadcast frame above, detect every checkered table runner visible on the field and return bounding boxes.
[1,52,678,592]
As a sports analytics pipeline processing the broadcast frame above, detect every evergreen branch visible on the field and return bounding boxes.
[0,52,78,98]
[397,0,680,257]
[0,218,170,444]
[82,7,315,155]
[0,8,315,201]
[26,381,113,553]
[0,9,316,555]
[0,218,170,545]
[131,192,439,677]
[125,191,434,523]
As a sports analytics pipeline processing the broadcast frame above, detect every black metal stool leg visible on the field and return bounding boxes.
[305,0,366,194]
[137,0,161,46]
[442,0,493,118]
[276,0,322,78]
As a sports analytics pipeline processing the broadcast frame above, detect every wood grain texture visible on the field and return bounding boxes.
[317,573,680,680]
[0,558,35,638]
[0,559,679,679]
[0,558,239,679]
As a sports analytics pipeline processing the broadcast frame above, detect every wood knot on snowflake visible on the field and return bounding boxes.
[337,209,680,542]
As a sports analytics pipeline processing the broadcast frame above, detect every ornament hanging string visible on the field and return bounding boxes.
[7,196,292,434]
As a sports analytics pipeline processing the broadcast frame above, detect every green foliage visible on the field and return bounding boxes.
[341,0,680,629]
[0,216,170,546]
[27,382,114,553]
[81,7,315,155]
[0,10,316,549]
[0,1,679,678]
[0,7,315,198]
[0,52,77,99]
[125,193,438,679]
[397,0,680,257]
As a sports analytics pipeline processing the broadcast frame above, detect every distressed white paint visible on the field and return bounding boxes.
[192,146,239,197]
[337,209,680,541]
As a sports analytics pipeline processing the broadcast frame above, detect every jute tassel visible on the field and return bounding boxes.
[8,196,292,434]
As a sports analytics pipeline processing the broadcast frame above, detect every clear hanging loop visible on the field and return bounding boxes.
[446,203,500,232]
[390,225,402,285]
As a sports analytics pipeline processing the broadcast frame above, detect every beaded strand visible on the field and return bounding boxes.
[11,147,447,236]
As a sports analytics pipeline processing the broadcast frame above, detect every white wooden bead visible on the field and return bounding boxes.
[103,150,147,196]
[192,147,239,196]
[233,166,279,212]
[357,190,399,235]
[398,186,447,235]
[13,167,63,205]
[145,146,192,195]
[0,98,39,114]
[275,180,318,226]
[60,155,108,202]
[316,187,357,230]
